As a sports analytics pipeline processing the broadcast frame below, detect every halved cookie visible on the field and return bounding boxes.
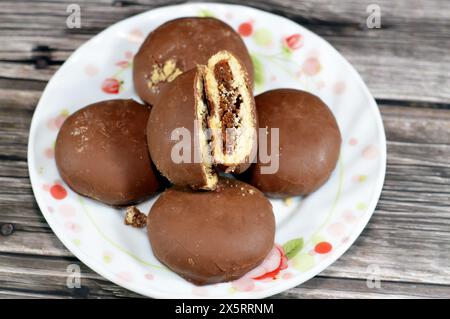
[204,50,257,173]
[147,51,257,190]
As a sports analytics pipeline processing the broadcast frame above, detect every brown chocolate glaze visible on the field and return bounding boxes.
[240,89,341,198]
[147,178,275,285]
[133,17,254,106]
[55,99,161,206]
[146,67,210,189]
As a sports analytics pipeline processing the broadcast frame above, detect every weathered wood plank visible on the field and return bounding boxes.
[0,253,141,298]
[0,78,47,92]
[0,231,70,256]
[1,0,449,25]
[0,252,449,298]
[0,62,59,82]
[388,142,450,168]
[0,160,29,178]
[381,106,450,145]
[320,227,450,285]
[2,206,449,286]
[275,277,450,299]
[0,290,66,299]
[0,89,41,111]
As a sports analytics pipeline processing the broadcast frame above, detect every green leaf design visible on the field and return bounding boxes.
[281,45,293,58]
[72,239,81,246]
[251,54,265,89]
[356,202,367,210]
[282,238,303,260]
[60,108,70,116]
[103,254,112,264]
[253,29,272,46]
[198,9,215,18]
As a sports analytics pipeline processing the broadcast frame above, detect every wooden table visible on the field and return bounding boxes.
[1,0,449,299]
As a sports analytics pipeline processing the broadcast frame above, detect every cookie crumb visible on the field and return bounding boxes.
[147,59,182,88]
[124,206,147,228]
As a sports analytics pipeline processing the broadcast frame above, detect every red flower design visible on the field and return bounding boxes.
[124,51,134,60]
[54,114,67,128]
[314,241,333,254]
[238,22,253,37]
[102,78,121,94]
[302,57,321,76]
[284,34,303,50]
[50,184,67,200]
[253,245,288,280]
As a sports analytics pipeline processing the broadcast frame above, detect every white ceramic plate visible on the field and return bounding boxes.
[28,2,386,298]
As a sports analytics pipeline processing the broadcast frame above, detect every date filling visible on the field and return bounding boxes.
[213,60,243,154]
[195,50,256,179]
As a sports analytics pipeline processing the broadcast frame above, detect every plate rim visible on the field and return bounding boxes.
[27,2,387,299]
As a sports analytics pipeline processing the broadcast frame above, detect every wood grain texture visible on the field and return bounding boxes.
[0,252,449,299]
[0,0,449,299]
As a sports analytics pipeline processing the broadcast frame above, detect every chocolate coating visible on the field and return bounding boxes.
[147,67,211,189]
[133,17,254,106]
[147,178,275,285]
[55,99,160,206]
[241,89,341,198]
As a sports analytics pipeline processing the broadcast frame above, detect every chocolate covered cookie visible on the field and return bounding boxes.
[133,17,254,106]
[147,51,257,190]
[241,89,341,198]
[55,99,160,205]
[147,178,275,285]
